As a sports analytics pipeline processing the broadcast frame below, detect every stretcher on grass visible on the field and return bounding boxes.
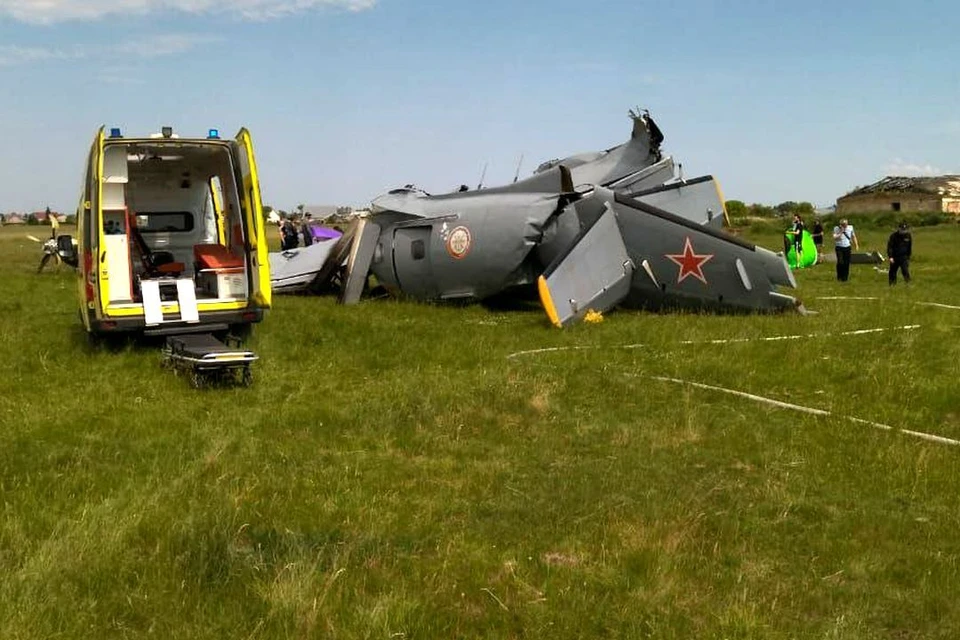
[161,333,258,388]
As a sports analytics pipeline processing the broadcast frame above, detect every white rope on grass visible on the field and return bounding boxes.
[505,325,921,359]
[506,343,644,360]
[815,296,960,311]
[917,302,960,311]
[678,325,920,346]
[842,325,920,336]
[648,375,960,448]
[505,345,600,359]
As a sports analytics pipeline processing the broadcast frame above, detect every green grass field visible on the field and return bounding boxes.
[2,221,959,639]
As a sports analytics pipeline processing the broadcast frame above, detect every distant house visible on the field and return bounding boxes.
[4,213,25,224]
[302,205,340,221]
[837,176,960,215]
[27,210,65,224]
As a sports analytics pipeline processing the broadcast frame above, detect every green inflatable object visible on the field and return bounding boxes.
[784,229,817,269]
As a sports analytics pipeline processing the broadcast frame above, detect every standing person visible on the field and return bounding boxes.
[833,218,859,282]
[281,217,299,250]
[47,207,59,239]
[811,218,824,262]
[790,214,805,261]
[887,222,913,285]
[783,214,805,266]
[301,213,314,247]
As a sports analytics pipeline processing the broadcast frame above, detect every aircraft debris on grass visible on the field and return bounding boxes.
[271,108,802,326]
[28,233,78,273]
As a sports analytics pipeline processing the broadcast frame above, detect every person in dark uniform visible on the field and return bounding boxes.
[887,222,913,285]
[811,218,824,262]
[281,218,299,251]
[301,213,314,247]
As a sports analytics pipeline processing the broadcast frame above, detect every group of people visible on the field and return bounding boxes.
[806,217,912,285]
[277,213,314,251]
[784,214,913,285]
[831,218,913,285]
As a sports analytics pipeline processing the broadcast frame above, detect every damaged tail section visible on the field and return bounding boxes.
[539,186,800,326]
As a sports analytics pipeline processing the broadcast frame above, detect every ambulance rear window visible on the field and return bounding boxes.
[135,212,195,233]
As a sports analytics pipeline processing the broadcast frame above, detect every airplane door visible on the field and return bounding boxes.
[392,226,437,299]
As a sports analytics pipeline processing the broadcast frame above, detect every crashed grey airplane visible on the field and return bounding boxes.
[277,109,800,326]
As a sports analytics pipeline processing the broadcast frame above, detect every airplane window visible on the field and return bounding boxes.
[411,240,425,260]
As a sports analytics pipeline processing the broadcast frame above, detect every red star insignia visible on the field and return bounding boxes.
[665,237,714,285]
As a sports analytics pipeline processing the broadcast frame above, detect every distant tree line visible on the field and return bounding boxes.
[725,200,816,219]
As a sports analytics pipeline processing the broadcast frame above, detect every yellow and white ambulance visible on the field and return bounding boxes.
[64,126,272,339]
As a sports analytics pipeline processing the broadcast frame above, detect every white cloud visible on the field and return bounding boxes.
[884,158,943,177]
[114,33,222,58]
[0,0,376,24]
[0,44,85,66]
[0,33,219,67]
[98,66,147,85]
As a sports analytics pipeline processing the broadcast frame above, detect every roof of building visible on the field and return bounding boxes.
[840,175,960,199]
[302,205,340,219]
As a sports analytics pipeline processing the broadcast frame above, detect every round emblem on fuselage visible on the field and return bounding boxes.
[445,226,472,259]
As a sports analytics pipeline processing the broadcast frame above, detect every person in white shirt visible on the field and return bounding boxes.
[833,218,859,281]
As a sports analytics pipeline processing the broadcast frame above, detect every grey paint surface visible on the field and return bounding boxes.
[269,224,357,294]
[268,241,338,292]
[368,167,574,301]
[535,109,664,188]
[632,177,726,229]
[339,219,380,304]
[540,205,634,326]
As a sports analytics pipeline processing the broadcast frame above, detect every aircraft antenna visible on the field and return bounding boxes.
[477,162,488,190]
[512,153,524,183]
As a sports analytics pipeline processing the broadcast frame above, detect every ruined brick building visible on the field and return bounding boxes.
[836,176,960,215]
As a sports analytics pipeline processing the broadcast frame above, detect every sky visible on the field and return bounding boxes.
[1,0,958,213]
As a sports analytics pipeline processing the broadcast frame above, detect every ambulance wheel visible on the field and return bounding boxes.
[190,370,204,389]
[241,367,253,387]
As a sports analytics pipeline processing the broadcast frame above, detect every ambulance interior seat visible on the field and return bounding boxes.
[193,243,245,272]
[130,222,185,278]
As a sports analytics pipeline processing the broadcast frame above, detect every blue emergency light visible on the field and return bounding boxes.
[207,128,220,139]
[109,127,122,138]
